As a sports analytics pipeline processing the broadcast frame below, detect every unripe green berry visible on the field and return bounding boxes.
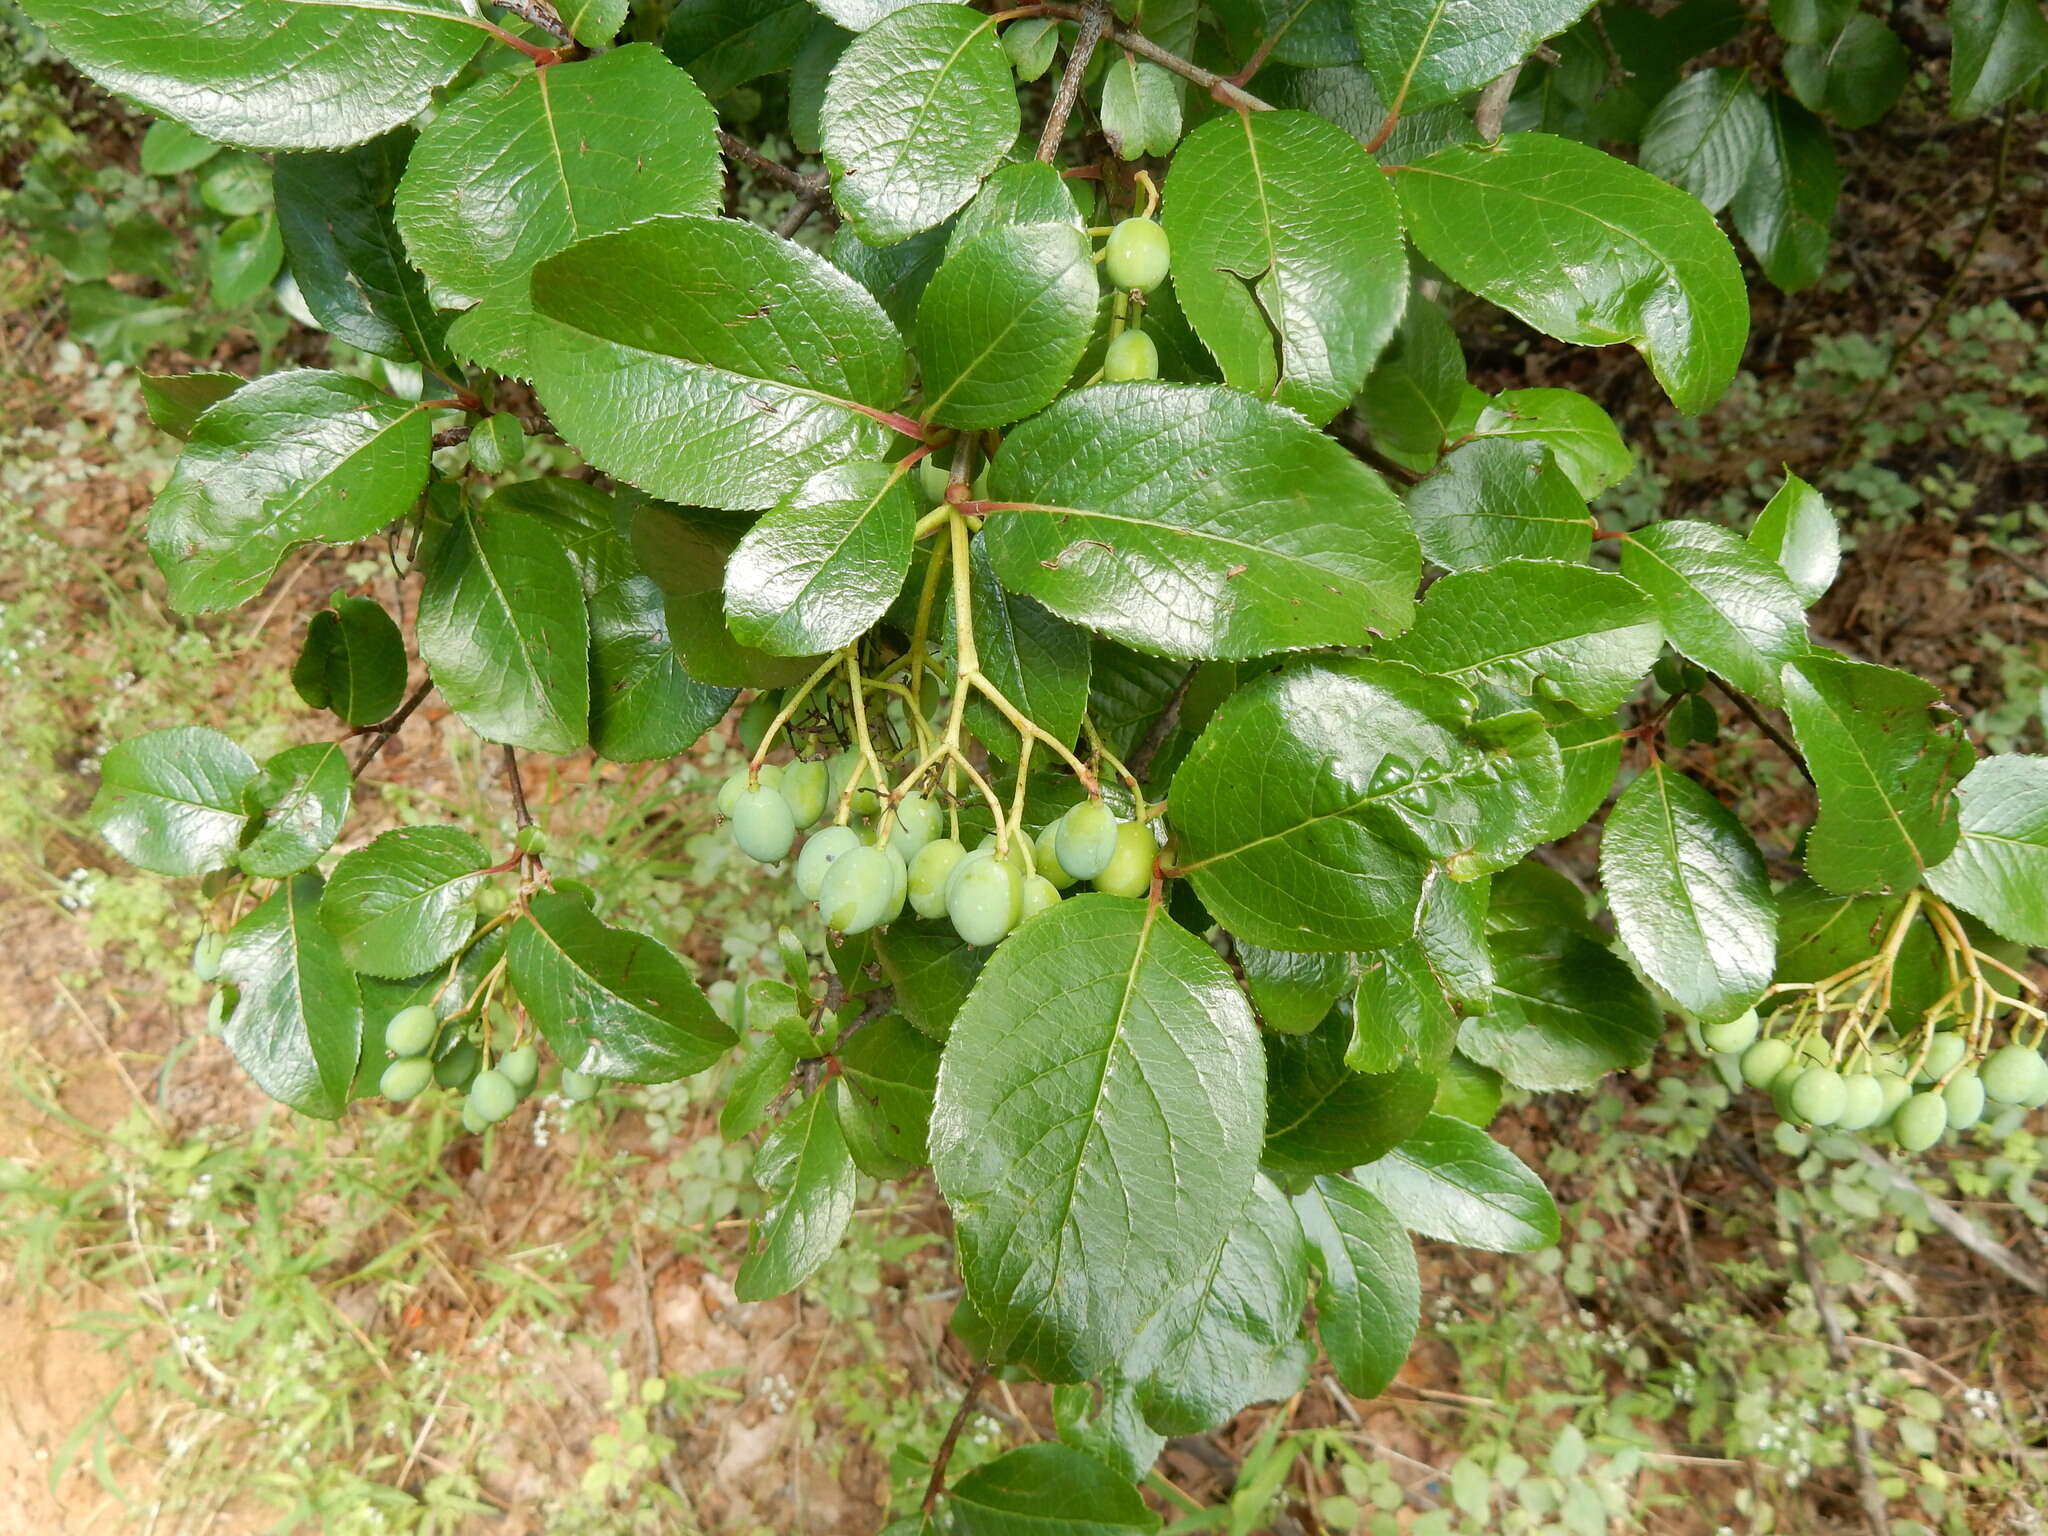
[1102,328,1159,383]
[468,1069,519,1125]
[386,1004,439,1058]
[499,1043,539,1092]
[434,1039,481,1090]
[380,1055,435,1103]
[1942,1066,1986,1131]
[461,1099,490,1135]
[737,692,780,757]
[1739,1037,1793,1089]
[192,931,226,982]
[795,824,862,900]
[1104,216,1170,292]
[559,1068,601,1101]
[1055,799,1119,880]
[780,759,829,829]
[1787,1065,1846,1127]
[1981,1042,2047,1104]
[1092,820,1157,898]
[908,838,969,918]
[1893,1090,1949,1151]
[1701,1008,1760,1055]
[886,791,942,862]
[717,770,750,818]
[1876,1068,1913,1120]
[949,856,1022,947]
[1836,1072,1886,1131]
[515,823,547,855]
[731,784,797,863]
[1020,874,1061,921]
[826,753,879,817]
[1916,1031,1968,1084]
[880,845,909,925]
[1033,823,1076,888]
[474,883,511,918]
[819,845,895,934]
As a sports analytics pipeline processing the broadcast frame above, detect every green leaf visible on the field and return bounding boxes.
[1101,51,1184,161]
[1784,14,1907,128]
[590,570,738,762]
[822,5,1017,244]
[208,213,283,309]
[1127,1175,1311,1434]
[1051,1381,1165,1486]
[1927,756,2048,947]
[508,891,737,1080]
[735,1090,858,1301]
[1357,299,1466,469]
[947,1443,1159,1535]
[1349,941,1458,1073]
[397,45,720,317]
[916,223,1099,429]
[1600,761,1773,1025]
[292,595,407,726]
[834,223,951,330]
[1405,438,1590,572]
[321,825,488,979]
[1293,1175,1418,1399]
[1395,133,1748,415]
[1951,0,2048,117]
[17,0,486,151]
[90,726,257,877]
[1472,388,1633,498]
[219,875,363,1118]
[238,741,353,879]
[724,461,917,655]
[1174,659,1558,951]
[139,117,222,175]
[983,383,1418,660]
[873,922,988,1039]
[1531,714,1622,846]
[1162,110,1407,426]
[139,371,243,440]
[1621,520,1808,705]
[1748,471,1839,606]
[1236,944,1350,1035]
[147,371,429,613]
[1770,0,1854,46]
[1349,1114,1559,1251]
[1263,1018,1437,1177]
[947,161,1084,252]
[418,488,590,753]
[1415,867,1492,1013]
[1255,0,1358,67]
[947,536,1091,763]
[274,133,451,370]
[1639,67,1768,213]
[722,1031,801,1140]
[834,1014,942,1177]
[1730,92,1839,293]
[630,501,823,689]
[1379,560,1662,716]
[1353,0,1594,112]
[930,897,1264,1381]
[663,0,814,95]
[1458,929,1661,1090]
[558,0,627,47]
[529,214,907,511]
[1782,654,1973,896]
[789,19,850,155]
[1776,879,1945,1024]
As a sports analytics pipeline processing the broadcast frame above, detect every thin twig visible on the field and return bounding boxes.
[503,743,534,830]
[1037,0,1109,161]
[1472,62,1524,142]
[717,130,831,201]
[775,191,828,239]
[1827,104,2017,472]
[1028,3,1272,112]
[1710,677,1815,786]
[350,679,435,777]
[921,1362,992,1514]
[493,0,573,43]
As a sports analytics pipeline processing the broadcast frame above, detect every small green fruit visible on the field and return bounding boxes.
[1102,328,1159,383]
[1876,1069,1913,1120]
[737,692,780,756]
[468,1069,519,1125]
[499,1043,539,1092]
[818,845,895,934]
[386,1004,439,1058]
[886,791,941,862]
[949,856,1022,946]
[1020,874,1061,921]
[461,1100,490,1135]
[908,838,966,918]
[191,932,226,982]
[434,1040,482,1090]
[1893,1090,1949,1151]
[795,824,862,900]
[1943,1067,1986,1131]
[780,759,829,828]
[1739,1037,1793,1089]
[1104,216,1170,292]
[1092,820,1156,898]
[1033,823,1075,888]
[475,883,511,918]
[1701,1008,1761,1055]
[1916,1031,1968,1084]
[1836,1072,1886,1130]
[1055,800,1119,880]
[380,1056,435,1103]
[1787,1065,1846,1127]
[559,1068,600,1102]
[1981,1043,2047,1104]
[515,823,547,856]
[731,784,797,863]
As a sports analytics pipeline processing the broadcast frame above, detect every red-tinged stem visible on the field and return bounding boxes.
[854,402,930,440]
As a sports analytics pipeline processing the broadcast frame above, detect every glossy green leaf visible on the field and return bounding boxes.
[139,117,222,175]
[1236,944,1350,1035]
[1533,714,1623,845]
[1784,14,1907,128]
[1349,941,1458,1074]
[1471,388,1633,499]
[508,891,737,1081]
[1263,1018,1437,1177]
[1349,1114,1559,1251]
[1162,109,1407,425]
[1730,92,1838,293]
[219,875,363,1118]
[148,371,430,613]
[418,488,590,753]
[1357,298,1466,469]
[1783,654,1973,896]
[1600,761,1773,1025]
[558,0,627,47]
[321,826,488,979]
[589,570,738,762]
[947,161,1084,253]
[1415,867,1493,1013]
[947,1443,1160,1535]
[17,0,486,151]
[983,383,1419,660]
[1353,0,1595,112]
[630,502,823,689]
[1174,659,1559,951]
[1621,520,1808,705]
[1379,560,1662,716]
[1050,1381,1164,1486]
[822,5,1017,244]
[917,223,1099,428]
[1639,67,1768,213]
[735,1090,858,1301]
[1458,929,1660,1090]
[139,371,243,440]
[789,19,850,155]
[1127,1175,1312,1434]
[208,213,282,309]
[1100,50,1184,161]
[291,595,407,726]
[397,45,720,369]
[1951,0,2048,117]
[1748,470,1839,606]
[948,536,1091,763]
[1293,1175,1418,1399]
[834,224,950,330]
[90,726,257,877]
[929,897,1264,1381]
[1406,438,1590,572]
[1776,879,1945,1024]
[274,133,450,369]
[834,1014,942,1178]
[663,0,813,95]
[725,462,917,655]
[722,1031,801,1141]
[1396,133,1747,415]
[530,215,907,511]
[873,922,988,1039]
[238,741,353,879]
[1927,756,2048,946]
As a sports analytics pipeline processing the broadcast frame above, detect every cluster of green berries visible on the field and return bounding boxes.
[719,758,1156,949]
[1704,1009,2048,1150]
[1100,215,1170,384]
[372,1002,601,1131]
